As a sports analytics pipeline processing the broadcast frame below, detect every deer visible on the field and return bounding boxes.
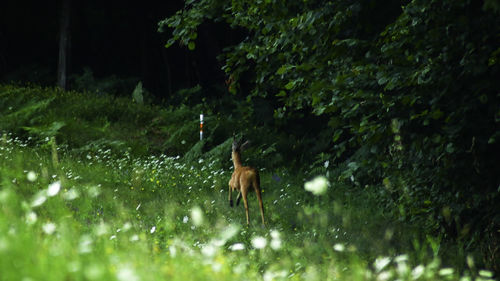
[228,136,265,226]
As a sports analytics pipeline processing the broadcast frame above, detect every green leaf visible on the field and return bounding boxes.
[333,129,343,142]
[165,38,176,48]
[276,90,287,97]
[378,76,388,85]
[285,81,295,90]
[431,109,444,120]
[276,65,290,75]
[188,41,196,50]
[445,143,454,153]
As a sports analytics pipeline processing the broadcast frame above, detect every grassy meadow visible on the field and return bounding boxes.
[0,85,496,281]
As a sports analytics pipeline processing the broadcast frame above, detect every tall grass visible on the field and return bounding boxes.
[0,134,494,281]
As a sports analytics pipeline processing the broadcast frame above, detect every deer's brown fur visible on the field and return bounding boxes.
[228,138,265,225]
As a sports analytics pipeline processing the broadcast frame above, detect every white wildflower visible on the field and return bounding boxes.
[201,244,217,257]
[31,191,47,207]
[190,206,204,226]
[47,181,61,197]
[63,188,80,200]
[94,222,109,236]
[304,176,329,195]
[150,226,156,234]
[122,222,132,232]
[395,254,409,263]
[27,171,37,182]
[263,270,288,281]
[412,265,425,280]
[42,222,56,235]
[87,185,101,198]
[270,238,282,250]
[116,266,139,281]
[270,230,282,250]
[251,236,267,249]
[333,243,345,252]
[374,257,391,272]
[377,271,392,281]
[78,235,93,254]
[169,245,177,257]
[25,212,37,225]
[229,243,245,251]
[219,224,240,243]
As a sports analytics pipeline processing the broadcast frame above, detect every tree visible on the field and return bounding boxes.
[161,0,500,269]
[57,0,72,90]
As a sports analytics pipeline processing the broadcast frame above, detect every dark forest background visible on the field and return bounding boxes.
[0,0,234,97]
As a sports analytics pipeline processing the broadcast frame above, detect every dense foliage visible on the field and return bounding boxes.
[160,0,500,271]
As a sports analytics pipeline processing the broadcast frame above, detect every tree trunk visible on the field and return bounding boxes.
[57,0,71,90]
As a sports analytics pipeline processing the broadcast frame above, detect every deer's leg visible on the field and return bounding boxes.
[236,191,242,206]
[241,188,250,225]
[228,182,233,207]
[254,180,265,226]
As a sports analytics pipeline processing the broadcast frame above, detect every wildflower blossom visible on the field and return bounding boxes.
[190,206,204,226]
[333,243,345,252]
[47,181,61,197]
[412,265,425,280]
[42,222,56,235]
[251,236,267,249]
[25,212,37,225]
[63,188,79,200]
[27,171,37,182]
[116,266,139,281]
[374,257,391,272]
[31,191,47,207]
[229,243,245,251]
[270,230,282,250]
[304,176,329,195]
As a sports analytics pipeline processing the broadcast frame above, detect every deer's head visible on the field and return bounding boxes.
[232,136,250,153]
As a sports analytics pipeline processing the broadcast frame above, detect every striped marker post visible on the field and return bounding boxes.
[200,114,204,140]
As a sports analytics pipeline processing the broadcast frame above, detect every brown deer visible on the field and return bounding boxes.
[228,137,265,226]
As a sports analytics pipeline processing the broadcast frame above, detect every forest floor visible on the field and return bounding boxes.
[0,85,496,281]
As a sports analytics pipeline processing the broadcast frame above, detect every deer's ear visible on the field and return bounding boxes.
[240,140,250,151]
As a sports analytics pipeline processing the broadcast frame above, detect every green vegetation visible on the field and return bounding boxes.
[160,0,500,274]
[0,85,497,280]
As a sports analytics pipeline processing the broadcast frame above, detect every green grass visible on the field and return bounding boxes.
[0,84,496,280]
[0,135,495,281]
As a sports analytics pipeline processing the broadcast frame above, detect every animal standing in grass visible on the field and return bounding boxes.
[228,137,265,225]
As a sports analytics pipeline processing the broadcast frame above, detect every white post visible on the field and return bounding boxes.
[200,114,204,140]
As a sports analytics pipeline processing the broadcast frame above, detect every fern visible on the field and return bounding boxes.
[22,121,66,139]
[0,97,54,131]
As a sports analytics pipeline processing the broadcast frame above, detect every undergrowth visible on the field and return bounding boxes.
[0,85,497,280]
[0,134,495,281]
